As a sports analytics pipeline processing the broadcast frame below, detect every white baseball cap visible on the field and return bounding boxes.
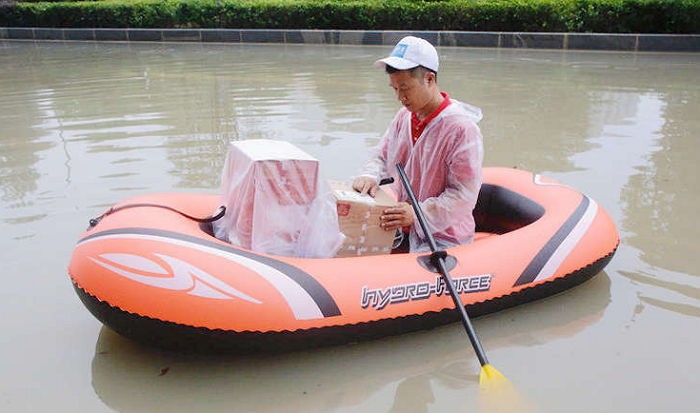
[374,36,439,73]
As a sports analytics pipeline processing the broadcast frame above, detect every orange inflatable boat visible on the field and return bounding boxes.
[68,167,618,353]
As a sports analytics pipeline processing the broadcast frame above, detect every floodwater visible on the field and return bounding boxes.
[1,40,698,412]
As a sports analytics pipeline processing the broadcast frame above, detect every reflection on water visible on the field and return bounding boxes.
[620,270,700,301]
[620,269,700,319]
[91,328,468,413]
[389,374,435,412]
[1,41,699,412]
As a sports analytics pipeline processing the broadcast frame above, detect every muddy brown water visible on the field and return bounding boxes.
[1,40,698,412]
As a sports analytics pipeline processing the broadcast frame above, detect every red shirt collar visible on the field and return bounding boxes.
[410,92,451,143]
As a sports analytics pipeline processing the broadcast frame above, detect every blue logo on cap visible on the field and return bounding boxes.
[390,44,408,58]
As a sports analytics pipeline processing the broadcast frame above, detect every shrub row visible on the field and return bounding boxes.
[1,0,698,34]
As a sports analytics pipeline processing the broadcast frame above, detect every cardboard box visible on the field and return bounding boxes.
[331,181,397,257]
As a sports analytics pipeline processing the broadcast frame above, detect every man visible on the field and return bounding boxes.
[352,36,484,252]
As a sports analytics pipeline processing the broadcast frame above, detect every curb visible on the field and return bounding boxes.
[2,28,699,52]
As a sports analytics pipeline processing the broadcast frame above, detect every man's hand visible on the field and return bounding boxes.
[380,202,414,231]
[352,176,378,197]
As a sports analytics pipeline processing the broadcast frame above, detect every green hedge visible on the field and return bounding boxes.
[1,0,698,33]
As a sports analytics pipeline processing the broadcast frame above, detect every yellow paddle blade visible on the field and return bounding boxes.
[479,365,536,413]
[479,364,507,387]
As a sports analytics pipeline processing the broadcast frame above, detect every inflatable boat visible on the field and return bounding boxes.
[68,167,618,353]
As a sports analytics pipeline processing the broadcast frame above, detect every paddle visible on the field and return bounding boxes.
[395,163,506,386]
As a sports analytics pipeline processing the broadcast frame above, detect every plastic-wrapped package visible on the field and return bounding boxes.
[213,140,344,258]
[330,181,397,257]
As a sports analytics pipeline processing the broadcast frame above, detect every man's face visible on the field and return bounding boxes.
[388,70,432,114]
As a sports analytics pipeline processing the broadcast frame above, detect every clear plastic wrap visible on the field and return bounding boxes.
[213,140,344,258]
[358,100,484,252]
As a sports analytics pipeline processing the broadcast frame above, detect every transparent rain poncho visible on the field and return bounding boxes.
[213,140,344,258]
[359,100,484,252]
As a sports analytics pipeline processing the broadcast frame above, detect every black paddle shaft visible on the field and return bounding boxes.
[396,163,489,367]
